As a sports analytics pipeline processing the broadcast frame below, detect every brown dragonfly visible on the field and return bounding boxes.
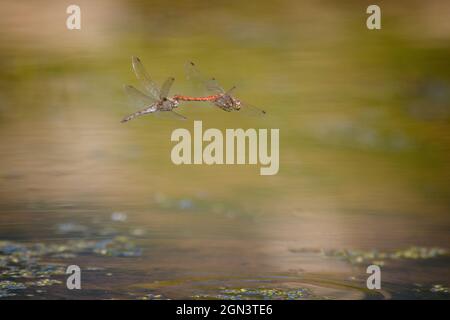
[173,62,266,116]
[121,56,186,123]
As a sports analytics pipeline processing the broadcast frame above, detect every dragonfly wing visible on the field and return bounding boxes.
[159,77,175,99]
[205,77,225,94]
[225,86,237,95]
[185,61,225,94]
[131,56,161,100]
[239,101,266,117]
[123,84,156,109]
[153,110,187,120]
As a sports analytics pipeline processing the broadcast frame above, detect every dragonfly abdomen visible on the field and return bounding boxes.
[173,95,220,102]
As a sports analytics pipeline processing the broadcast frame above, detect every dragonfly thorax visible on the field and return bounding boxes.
[215,94,241,111]
[158,97,179,111]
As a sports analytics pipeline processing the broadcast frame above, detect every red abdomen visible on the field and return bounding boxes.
[173,94,219,101]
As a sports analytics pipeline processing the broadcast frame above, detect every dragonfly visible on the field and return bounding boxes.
[173,62,266,116]
[121,56,186,123]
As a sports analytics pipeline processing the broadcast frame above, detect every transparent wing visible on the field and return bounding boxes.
[131,56,161,100]
[205,77,225,94]
[159,77,175,99]
[225,86,236,95]
[185,61,225,94]
[238,101,267,117]
[153,110,187,120]
[185,100,217,108]
[123,84,156,109]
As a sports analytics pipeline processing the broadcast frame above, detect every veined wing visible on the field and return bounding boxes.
[123,84,156,109]
[159,77,175,99]
[153,110,187,120]
[131,56,161,100]
[239,100,266,117]
[185,61,225,94]
[225,86,236,95]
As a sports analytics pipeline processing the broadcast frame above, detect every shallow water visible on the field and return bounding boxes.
[0,0,449,299]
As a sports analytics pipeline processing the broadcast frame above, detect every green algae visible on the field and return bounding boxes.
[0,221,143,298]
[193,287,323,300]
[0,280,27,290]
[26,279,62,287]
[320,246,447,266]
[430,284,449,294]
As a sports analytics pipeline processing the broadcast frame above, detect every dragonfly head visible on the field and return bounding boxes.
[224,86,241,111]
[218,94,241,111]
[233,98,242,111]
[171,98,180,108]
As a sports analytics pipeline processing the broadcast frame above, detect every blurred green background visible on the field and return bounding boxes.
[0,0,449,299]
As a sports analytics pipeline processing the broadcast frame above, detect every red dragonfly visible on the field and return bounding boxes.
[121,56,186,123]
[173,62,266,116]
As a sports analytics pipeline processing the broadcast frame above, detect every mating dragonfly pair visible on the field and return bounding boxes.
[121,57,265,123]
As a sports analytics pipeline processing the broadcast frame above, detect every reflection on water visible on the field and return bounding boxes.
[0,0,449,299]
[0,200,448,299]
